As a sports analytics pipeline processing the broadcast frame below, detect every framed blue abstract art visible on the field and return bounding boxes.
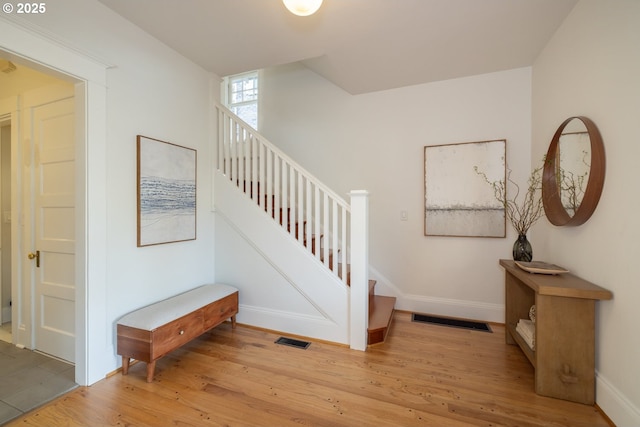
[137,135,197,246]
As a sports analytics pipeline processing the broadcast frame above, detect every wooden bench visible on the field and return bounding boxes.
[116,284,239,382]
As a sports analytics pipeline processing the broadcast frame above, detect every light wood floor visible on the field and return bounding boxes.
[7,312,611,426]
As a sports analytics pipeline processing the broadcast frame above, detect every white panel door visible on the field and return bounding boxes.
[30,95,75,363]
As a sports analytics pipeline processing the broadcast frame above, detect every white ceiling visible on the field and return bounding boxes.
[97,0,577,94]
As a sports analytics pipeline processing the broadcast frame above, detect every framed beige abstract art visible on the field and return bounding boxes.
[424,139,506,237]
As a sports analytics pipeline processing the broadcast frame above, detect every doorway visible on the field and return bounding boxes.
[0,57,78,365]
[2,16,110,387]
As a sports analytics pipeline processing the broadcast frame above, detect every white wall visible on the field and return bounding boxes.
[531,1,640,425]
[260,64,533,322]
[1,0,218,382]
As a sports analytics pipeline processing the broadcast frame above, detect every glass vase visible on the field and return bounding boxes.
[513,234,533,262]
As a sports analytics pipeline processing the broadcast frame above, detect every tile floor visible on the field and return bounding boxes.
[0,324,77,425]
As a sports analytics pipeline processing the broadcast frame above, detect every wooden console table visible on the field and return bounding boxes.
[500,259,612,404]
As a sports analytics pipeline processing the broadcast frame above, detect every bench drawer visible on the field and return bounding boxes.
[151,310,204,358]
[203,292,239,330]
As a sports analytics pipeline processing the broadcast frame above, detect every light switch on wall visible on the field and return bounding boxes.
[400,210,408,221]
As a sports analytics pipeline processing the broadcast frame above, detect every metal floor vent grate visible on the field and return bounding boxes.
[412,313,492,333]
[274,337,311,349]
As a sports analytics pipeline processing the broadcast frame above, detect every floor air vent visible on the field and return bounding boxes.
[412,313,492,333]
[274,337,311,349]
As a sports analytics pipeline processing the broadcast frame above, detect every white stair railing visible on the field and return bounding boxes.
[216,104,353,286]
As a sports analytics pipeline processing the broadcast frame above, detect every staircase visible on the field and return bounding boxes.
[215,104,395,347]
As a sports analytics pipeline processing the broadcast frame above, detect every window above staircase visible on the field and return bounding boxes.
[223,71,259,130]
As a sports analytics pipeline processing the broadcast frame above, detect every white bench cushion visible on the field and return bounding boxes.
[118,284,238,331]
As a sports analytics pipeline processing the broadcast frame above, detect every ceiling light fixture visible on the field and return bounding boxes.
[283,0,323,17]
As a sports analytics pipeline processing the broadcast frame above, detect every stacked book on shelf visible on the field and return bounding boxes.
[516,318,535,350]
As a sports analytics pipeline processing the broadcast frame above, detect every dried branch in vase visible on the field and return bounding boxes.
[474,163,545,236]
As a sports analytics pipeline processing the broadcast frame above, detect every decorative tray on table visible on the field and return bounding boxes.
[515,261,569,275]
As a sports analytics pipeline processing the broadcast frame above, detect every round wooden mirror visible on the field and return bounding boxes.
[542,116,605,226]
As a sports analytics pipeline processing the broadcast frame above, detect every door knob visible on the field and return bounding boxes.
[28,250,40,267]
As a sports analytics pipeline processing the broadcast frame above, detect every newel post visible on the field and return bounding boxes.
[349,190,369,351]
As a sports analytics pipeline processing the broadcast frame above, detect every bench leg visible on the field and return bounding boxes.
[122,356,130,375]
[231,314,237,329]
[146,360,157,383]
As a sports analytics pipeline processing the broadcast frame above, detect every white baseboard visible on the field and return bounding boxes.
[395,294,504,323]
[236,304,349,345]
[368,266,504,323]
[595,371,640,427]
